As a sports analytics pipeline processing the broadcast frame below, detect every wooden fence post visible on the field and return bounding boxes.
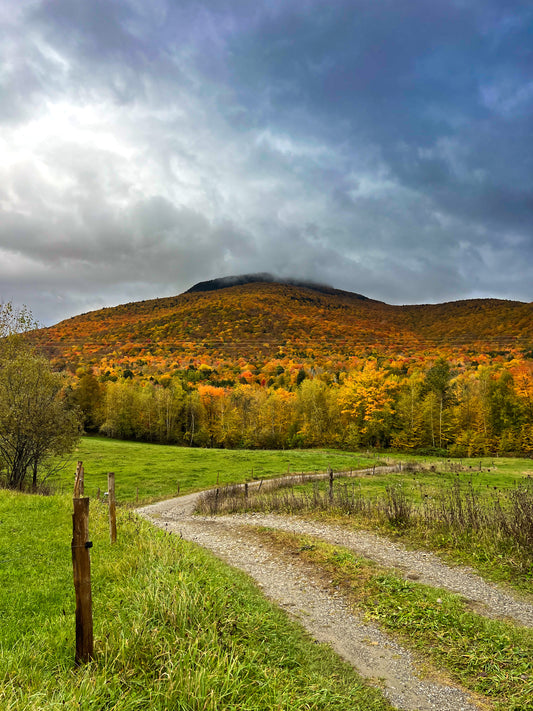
[72,496,93,664]
[108,472,117,544]
[328,466,334,504]
[74,461,84,498]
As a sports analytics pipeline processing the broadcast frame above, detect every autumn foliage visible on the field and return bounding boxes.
[31,279,533,454]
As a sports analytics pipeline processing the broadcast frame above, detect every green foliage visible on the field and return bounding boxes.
[0,303,80,490]
[0,302,37,338]
[68,372,104,432]
[296,368,307,386]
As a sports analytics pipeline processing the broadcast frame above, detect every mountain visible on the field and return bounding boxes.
[185,272,376,300]
[33,277,533,379]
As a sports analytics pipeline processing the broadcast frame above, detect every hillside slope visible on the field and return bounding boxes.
[33,277,533,378]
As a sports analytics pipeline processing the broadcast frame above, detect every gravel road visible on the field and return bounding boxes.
[138,490,533,710]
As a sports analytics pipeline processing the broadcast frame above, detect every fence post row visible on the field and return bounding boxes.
[71,465,93,665]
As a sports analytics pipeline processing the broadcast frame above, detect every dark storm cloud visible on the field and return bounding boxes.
[0,0,531,324]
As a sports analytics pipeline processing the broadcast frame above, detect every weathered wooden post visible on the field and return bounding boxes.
[74,461,84,498]
[328,466,334,504]
[72,496,93,664]
[108,472,117,544]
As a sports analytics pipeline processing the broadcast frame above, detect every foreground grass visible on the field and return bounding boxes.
[52,436,379,503]
[259,529,533,711]
[0,490,392,710]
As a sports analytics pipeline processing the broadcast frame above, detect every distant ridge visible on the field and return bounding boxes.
[32,275,533,378]
[185,273,375,301]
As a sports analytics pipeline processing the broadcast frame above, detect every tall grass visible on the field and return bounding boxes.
[197,466,533,584]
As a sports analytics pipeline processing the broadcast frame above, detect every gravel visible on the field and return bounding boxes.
[136,490,533,710]
[216,512,533,628]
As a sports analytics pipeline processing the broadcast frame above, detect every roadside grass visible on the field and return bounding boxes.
[257,529,533,711]
[0,490,392,711]
[50,436,379,503]
[197,462,533,593]
[382,452,533,491]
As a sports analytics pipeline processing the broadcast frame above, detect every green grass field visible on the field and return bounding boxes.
[382,451,533,491]
[283,457,533,505]
[53,436,380,503]
[56,437,532,506]
[4,439,533,709]
[0,489,391,710]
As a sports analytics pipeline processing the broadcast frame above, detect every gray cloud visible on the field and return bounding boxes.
[0,0,531,325]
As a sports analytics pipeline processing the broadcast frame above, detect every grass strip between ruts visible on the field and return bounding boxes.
[255,528,533,711]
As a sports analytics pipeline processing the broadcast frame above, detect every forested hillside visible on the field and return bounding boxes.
[33,277,533,455]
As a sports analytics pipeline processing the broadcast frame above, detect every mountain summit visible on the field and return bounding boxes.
[185,273,375,301]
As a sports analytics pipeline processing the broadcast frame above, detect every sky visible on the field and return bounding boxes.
[1,0,532,326]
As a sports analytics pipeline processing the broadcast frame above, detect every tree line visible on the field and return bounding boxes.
[70,358,533,456]
[3,298,531,492]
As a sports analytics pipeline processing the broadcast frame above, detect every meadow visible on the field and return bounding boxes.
[52,436,380,503]
[54,436,532,505]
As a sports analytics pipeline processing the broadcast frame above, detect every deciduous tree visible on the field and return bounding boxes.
[0,305,80,489]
